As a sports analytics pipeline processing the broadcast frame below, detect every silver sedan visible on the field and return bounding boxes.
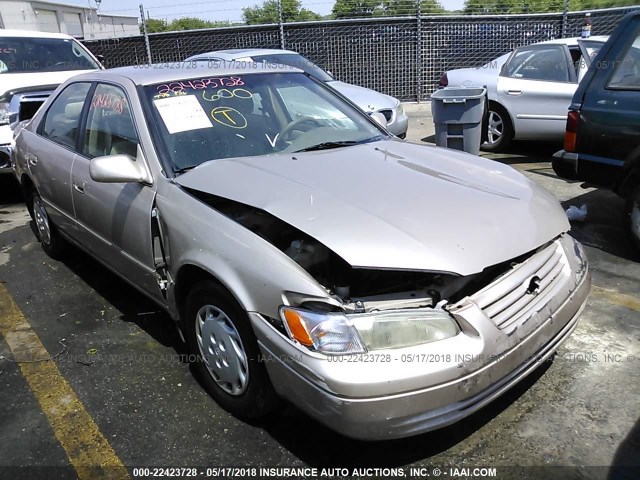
[440,37,607,151]
[14,62,590,440]
[185,48,409,138]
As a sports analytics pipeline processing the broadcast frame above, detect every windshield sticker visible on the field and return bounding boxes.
[156,77,245,95]
[210,107,247,129]
[153,95,212,134]
[202,88,253,102]
[90,93,126,114]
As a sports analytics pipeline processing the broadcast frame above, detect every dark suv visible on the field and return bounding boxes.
[553,11,640,250]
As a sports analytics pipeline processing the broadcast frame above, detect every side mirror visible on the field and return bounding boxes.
[370,111,388,128]
[90,146,152,185]
[96,54,105,64]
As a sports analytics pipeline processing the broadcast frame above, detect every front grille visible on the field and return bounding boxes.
[379,109,393,122]
[471,241,570,331]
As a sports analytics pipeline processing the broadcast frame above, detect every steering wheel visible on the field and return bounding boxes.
[278,117,323,142]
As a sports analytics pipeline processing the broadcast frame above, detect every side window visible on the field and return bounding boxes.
[504,46,570,83]
[41,82,91,149]
[607,34,640,90]
[83,84,138,159]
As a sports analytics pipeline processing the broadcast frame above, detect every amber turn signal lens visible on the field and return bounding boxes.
[282,308,314,346]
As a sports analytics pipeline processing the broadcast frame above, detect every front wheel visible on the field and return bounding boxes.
[184,281,279,418]
[30,190,66,259]
[626,186,640,252]
[481,104,513,153]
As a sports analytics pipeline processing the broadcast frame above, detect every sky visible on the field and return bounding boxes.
[63,0,466,23]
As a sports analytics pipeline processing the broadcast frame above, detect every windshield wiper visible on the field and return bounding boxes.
[293,140,361,153]
[173,165,198,175]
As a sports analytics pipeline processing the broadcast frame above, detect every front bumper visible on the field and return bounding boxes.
[250,235,590,440]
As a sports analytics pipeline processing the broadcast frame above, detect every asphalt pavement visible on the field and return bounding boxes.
[0,104,638,480]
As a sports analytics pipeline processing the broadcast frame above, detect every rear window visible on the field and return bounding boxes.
[607,36,640,90]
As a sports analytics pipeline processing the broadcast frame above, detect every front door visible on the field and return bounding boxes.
[71,82,162,302]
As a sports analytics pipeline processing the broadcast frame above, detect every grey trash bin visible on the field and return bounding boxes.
[431,87,486,155]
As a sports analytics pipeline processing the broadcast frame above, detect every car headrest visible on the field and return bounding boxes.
[65,102,84,119]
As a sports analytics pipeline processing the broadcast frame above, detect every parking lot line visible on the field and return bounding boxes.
[0,283,129,480]
[592,285,640,312]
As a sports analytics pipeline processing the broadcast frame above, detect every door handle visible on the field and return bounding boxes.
[73,181,85,194]
[25,153,38,166]
[507,89,523,95]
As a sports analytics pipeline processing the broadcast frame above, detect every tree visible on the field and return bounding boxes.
[141,17,236,34]
[243,0,321,25]
[142,18,167,34]
[332,0,384,19]
[168,17,235,30]
[383,0,445,16]
[460,0,637,14]
[332,0,444,19]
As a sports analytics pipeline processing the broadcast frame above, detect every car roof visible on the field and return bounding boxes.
[0,29,78,40]
[68,62,302,86]
[187,49,298,60]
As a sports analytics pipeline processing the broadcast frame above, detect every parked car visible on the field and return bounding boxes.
[440,37,607,151]
[0,29,102,176]
[14,63,590,440]
[184,49,409,138]
[553,12,640,250]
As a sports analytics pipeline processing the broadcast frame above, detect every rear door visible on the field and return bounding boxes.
[71,82,162,302]
[497,44,577,141]
[27,81,91,236]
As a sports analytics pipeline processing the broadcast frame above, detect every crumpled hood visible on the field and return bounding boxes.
[0,70,95,98]
[328,80,399,112]
[176,140,569,276]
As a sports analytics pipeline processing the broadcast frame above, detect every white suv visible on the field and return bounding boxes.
[0,29,102,174]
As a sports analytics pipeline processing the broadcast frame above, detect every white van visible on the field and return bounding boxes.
[0,29,102,174]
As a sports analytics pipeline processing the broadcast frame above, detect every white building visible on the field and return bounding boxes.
[0,0,139,39]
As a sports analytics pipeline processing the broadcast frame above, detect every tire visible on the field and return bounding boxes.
[184,280,279,418]
[481,103,514,153]
[30,190,66,259]
[625,186,640,252]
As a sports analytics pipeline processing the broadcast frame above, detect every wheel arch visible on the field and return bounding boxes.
[488,100,515,135]
[172,263,249,332]
[21,174,36,216]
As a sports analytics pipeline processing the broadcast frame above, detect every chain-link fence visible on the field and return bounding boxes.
[83,6,639,101]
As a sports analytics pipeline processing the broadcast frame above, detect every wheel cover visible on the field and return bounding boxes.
[487,110,504,145]
[195,305,249,396]
[631,198,640,244]
[33,195,51,246]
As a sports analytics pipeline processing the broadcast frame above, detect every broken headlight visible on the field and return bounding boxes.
[279,305,459,355]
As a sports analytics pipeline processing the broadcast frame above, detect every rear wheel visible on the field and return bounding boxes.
[30,190,66,259]
[184,281,279,418]
[482,103,513,152]
[626,186,640,251]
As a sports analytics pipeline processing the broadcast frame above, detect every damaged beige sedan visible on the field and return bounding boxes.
[13,63,590,440]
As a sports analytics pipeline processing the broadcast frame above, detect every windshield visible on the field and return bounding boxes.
[251,53,334,82]
[0,37,100,74]
[146,72,385,173]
